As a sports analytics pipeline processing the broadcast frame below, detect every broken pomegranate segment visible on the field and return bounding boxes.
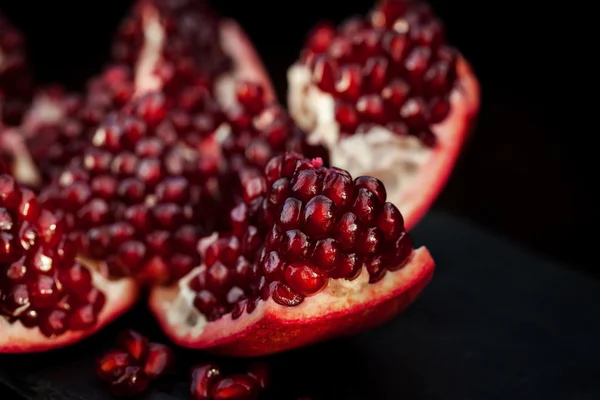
[150,153,435,356]
[10,0,274,188]
[0,167,137,353]
[113,0,275,105]
[0,12,33,126]
[96,329,174,396]
[287,0,480,229]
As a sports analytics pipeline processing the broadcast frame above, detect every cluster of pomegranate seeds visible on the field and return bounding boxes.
[190,361,269,400]
[0,170,106,337]
[301,0,458,146]
[29,66,136,184]
[218,81,329,216]
[39,91,228,285]
[188,152,413,320]
[0,12,33,126]
[96,329,174,396]
[113,0,232,95]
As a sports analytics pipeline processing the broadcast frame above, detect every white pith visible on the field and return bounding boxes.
[287,63,432,205]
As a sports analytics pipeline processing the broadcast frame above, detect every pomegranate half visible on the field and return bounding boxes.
[149,153,435,356]
[287,0,480,229]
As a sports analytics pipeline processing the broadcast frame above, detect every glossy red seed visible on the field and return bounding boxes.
[335,64,362,101]
[117,329,149,361]
[96,350,135,382]
[303,195,336,238]
[143,343,174,379]
[312,56,336,92]
[108,366,150,396]
[247,362,271,389]
[272,282,304,306]
[191,363,223,400]
[285,263,326,295]
[212,374,260,400]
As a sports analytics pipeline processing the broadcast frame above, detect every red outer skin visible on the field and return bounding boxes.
[401,57,480,230]
[149,247,434,357]
[0,275,139,353]
[219,19,276,103]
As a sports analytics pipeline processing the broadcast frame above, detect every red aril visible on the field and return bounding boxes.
[287,0,480,230]
[0,168,137,353]
[149,153,435,356]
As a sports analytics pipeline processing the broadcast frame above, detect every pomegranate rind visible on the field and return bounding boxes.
[216,19,276,106]
[400,57,480,230]
[149,247,434,357]
[0,262,138,353]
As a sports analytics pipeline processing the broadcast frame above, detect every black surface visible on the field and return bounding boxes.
[1,212,598,400]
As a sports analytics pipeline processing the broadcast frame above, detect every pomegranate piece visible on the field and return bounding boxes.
[113,0,275,106]
[287,0,480,230]
[0,171,137,353]
[96,330,174,396]
[149,153,435,356]
[0,12,33,126]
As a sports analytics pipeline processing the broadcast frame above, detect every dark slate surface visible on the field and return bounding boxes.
[1,211,599,400]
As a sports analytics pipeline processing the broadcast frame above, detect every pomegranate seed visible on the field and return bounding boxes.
[108,366,150,396]
[211,374,260,400]
[97,350,135,382]
[285,263,326,295]
[191,363,222,400]
[335,64,362,101]
[247,362,271,389]
[356,94,386,123]
[117,329,149,361]
[143,343,174,378]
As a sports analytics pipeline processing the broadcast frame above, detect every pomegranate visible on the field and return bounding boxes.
[149,153,435,356]
[287,0,480,229]
[0,12,33,126]
[7,0,274,188]
[0,165,137,353]
[96,329,174,396]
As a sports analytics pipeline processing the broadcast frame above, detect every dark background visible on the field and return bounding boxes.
[0,1,595,276]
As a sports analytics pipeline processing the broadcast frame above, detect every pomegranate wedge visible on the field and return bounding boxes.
[12,0,274,187]
[287,0,480,229]
[0,166,137,353]
[112,0,275,103]
[149,153,435,356]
